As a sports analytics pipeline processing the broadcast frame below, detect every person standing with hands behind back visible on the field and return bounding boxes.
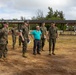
[48,22,58,55]
[40,22,47,51]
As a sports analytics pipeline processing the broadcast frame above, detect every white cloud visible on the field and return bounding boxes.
[0,10,32,19]
[0,0,76,20]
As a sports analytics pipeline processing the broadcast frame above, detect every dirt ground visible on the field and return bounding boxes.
[0,35,76,75]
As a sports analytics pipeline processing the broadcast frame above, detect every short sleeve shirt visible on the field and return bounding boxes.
[31,30,42,40]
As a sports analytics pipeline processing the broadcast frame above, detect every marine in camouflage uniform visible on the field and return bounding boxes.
[0,23,8,58]
[48,23,58,55]
[40,22,47,51]
[11,25,17,49]
[19,22,29,58]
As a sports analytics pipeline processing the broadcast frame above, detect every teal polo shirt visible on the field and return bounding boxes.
[31,30,42,40]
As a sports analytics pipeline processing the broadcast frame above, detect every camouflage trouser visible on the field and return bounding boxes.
[12,35,16,49]
[22,39,27,55]
[49,38,56,53]
[19,36,22,46]
[5,41,8,53]
[41,38,46,49]
[0,44,6,58]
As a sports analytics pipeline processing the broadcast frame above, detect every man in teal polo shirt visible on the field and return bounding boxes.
[31,26,42,55]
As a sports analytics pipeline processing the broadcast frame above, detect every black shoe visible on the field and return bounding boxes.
[52,53,55,55]
[37,52,41,55]
[33,53,36,55]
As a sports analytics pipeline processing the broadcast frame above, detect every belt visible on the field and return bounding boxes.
[35,39,40,40]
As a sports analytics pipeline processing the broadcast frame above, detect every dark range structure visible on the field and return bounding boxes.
[0,20,76,30]
[0,20,76,24]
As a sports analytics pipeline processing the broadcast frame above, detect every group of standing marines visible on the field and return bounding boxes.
[0,22,58,59]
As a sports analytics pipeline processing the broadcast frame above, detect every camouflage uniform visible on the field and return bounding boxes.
[20,25,29,57]
[0,27,8,58]
[48,26,58,55]
[40,26,47,51]
[11,27,17,49]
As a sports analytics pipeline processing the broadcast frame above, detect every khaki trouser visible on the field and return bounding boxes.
[49,38,56,53]
[22,39,27,55]
[12,35,16,49]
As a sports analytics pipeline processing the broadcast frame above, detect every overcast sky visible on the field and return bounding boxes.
[0,0,76,20]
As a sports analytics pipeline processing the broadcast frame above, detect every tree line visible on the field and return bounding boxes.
[31,7,66,30]
[0,7,75,31]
